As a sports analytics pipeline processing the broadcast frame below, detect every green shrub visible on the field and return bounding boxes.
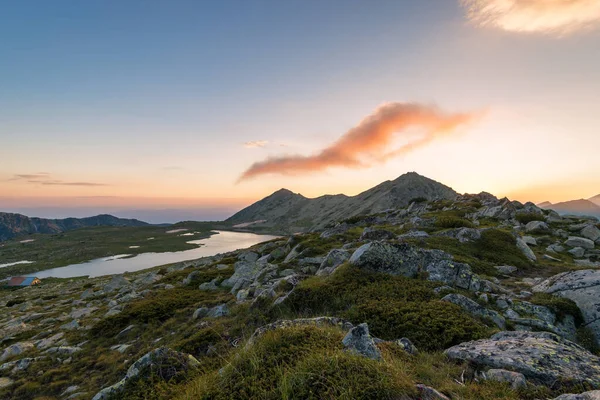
[281,351,416,399]
[435,216,475,229]
[90,289,231,337]
[515,213,545,224]
[281,266,491,351]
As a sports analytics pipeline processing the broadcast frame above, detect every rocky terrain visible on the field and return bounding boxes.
[227,172,457,233]
[0,213,148,242]
[1,188,600,399]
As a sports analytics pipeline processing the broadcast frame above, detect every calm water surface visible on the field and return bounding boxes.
[35,231,279,278]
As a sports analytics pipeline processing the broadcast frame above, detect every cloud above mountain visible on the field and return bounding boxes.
[461,0,600,35]
[239,102,478,181]
[243,140,269,148]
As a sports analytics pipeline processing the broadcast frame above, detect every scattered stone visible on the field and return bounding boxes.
[183,271,201,286]
[415,384,450,400]
[116,324,136,339]
[61,385,80,397]
[0,377,13,389]
[207,304,229,318]
[359,227,396,241]
[110,344,131,353]
[395,337,418,355]
[445,331,600,387]
[494,265,517,275]
[45,346,82,355]
[36,332,65,349]
[581,225,600,242]
[516,237,537,261]
[198,278,219,291]
[565,236,595,250]
[192,307,209,320]
[547,243,565,253]
[553,391,600,400]
[103,275,130,293]
[485,369,527,389]
[0,341,34,362]
[342,323,382,361]
[525,221,550,233]
[60,320,80,331]
[316,249,350,276]
[92,347,199,400]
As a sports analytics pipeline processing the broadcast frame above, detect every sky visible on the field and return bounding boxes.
[1,0,599,222]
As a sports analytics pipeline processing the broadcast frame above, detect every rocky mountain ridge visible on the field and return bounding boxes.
[227,172,458,233]
[540,198,600,218]
[1,188,600,399]
[0,213,148,242]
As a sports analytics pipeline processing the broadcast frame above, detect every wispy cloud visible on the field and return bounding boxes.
[461,0,600,35]
[238,102,479,181]
[8,173,108,187]
[243,140,269,148]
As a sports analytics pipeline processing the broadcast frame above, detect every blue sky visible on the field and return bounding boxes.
[1,0,599,220]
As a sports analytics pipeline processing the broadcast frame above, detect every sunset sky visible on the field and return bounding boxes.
[2,0,599,221]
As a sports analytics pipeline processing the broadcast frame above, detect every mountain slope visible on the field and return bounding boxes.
[540,199,600,217]
[0,212,148,241]
[227,172,457,232]
[589,194,600,207]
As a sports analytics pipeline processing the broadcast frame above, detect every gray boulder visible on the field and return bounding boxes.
[568,247,586,258]
[438,228,481,243]
[192,307,209,320]
[547,243,565,253]
[359,227,396,241]
[103,275,130,293]
[485,369,527,389]
[445,331,600,387]
[342,323,382,361]
[494,265,517,275]
[516,237,537,261]
[415,384,450,400]
[198,278,219,291]
[553,391,600,400]
[183,270,201,286]
[525,221,550,233]
[533,270,600,344]
[0,342,34,361]
[581,225,600,242]
[441,294,505,329]
[92,347,199,400]
[207,304,229,318]
[565,236,595,250]
[316,249,350,276]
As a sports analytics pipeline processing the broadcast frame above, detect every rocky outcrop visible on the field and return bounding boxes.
[565,236,595,250]
[516,237,537,261]
[553,391,600,400]
[316,249,350,276]
[349,241,483,291]
[445,331,600,387]
[533,270,600,343]
[92,348,199,400]
[442,294,505,329]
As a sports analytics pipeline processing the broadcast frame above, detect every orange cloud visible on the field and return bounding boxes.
[243,140,269,148]
[239,102,478,181]
[461,0,600,35]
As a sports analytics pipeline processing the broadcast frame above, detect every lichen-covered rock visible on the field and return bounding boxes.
[581,225,600,242]
[533,269,600,344]
[342,323,382,361]
[316,249,350,276]
[553,391,600,400]
[445,331,600,387]
[441,294,505,329]
[349,241,482,291]
[92,347,199,400]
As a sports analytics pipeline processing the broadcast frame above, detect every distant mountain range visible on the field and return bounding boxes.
[226,172,457,232]
[0,213,148,241]
[538,195,600,217]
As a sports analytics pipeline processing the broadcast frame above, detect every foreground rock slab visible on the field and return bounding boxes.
[445,331,600,388]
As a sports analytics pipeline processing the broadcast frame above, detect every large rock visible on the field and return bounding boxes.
[359,228,396,241]
[441,294,505,329]
[553,391,600,400]
[316,249,350,276]
[445,331,600,387]
[565,236,595,250]
[525,221,550,233]
[0,342,34,362]
[220,260,275,293]
[533,270,600,343]
[581,225,600,242]
[103,275,130,293]
[342,323,382,361]
[516,237,537,261]
[92,347,199,400]
[349,241,482,291]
